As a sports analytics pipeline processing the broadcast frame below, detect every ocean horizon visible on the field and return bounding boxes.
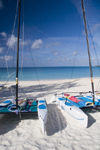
[0,66,100,81]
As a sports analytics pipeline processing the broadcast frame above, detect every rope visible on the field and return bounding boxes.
[18,0,28,98]
[20,32,46,98]
[87,23,100,66]
[87,23,100,91]
[29,49,44,98]
[81,0,95,104]
[4,0,18,98]
[21,0,24,75]
[18,2,49,99]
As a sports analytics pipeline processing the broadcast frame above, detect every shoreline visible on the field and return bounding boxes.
[0,76,100,82]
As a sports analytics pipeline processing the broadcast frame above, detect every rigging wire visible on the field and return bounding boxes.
[18,0,49,99]
[81,0,95,104]
[21,0,24,75]
[18,0,28,98]
[4,0,18,98]
[87,23,100,91]
[5,0,18,67]
[87,23,100,66]
[16,0,44,99]
[4,1,18,76]
[22,26,46,98]
[29,49,45,98]
[70,52,78,79]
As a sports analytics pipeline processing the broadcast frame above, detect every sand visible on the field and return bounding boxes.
[0,78,100,150]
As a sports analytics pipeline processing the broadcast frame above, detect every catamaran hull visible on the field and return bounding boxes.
[38,100,47,134]
[55,96,88,128]
[0,99,14,107]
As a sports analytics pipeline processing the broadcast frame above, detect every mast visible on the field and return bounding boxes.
[16,0,21,109]
[81,0,95,105]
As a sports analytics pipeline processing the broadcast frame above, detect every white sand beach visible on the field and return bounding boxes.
[0,78,100,150]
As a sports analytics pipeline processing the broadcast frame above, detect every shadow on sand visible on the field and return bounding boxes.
[87,113,96,128]
[0,114,20,135]
[0,79,79,99]
[46,104,67,136]
[0,113,38,135]
[20,80,79,97]
[82,107,100,128]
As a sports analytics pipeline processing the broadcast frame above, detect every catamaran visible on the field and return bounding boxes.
[0,0,47,134]
[51,0,100,128]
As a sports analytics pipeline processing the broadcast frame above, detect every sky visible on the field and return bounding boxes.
[0,0,100,67]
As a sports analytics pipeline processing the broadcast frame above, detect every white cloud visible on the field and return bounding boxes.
[7,34,17,48]
[0,32,7,37]
[31,39,43,49]
[46,42,60,48]
[0,0,3,9]
[91,23,100,33]
[52,51,58,56]
[53,52,58,56]
[47,36,81,41]
[0,47,3,53]
[0,56,3,60]
[20,40,30,46]
[0,55,12,61]
[4,56,13,61]
[93,37,100,47]
[73,51,78,56]
[7,34,29,49]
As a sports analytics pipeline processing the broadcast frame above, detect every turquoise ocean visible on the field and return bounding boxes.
[0,67,100,81]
